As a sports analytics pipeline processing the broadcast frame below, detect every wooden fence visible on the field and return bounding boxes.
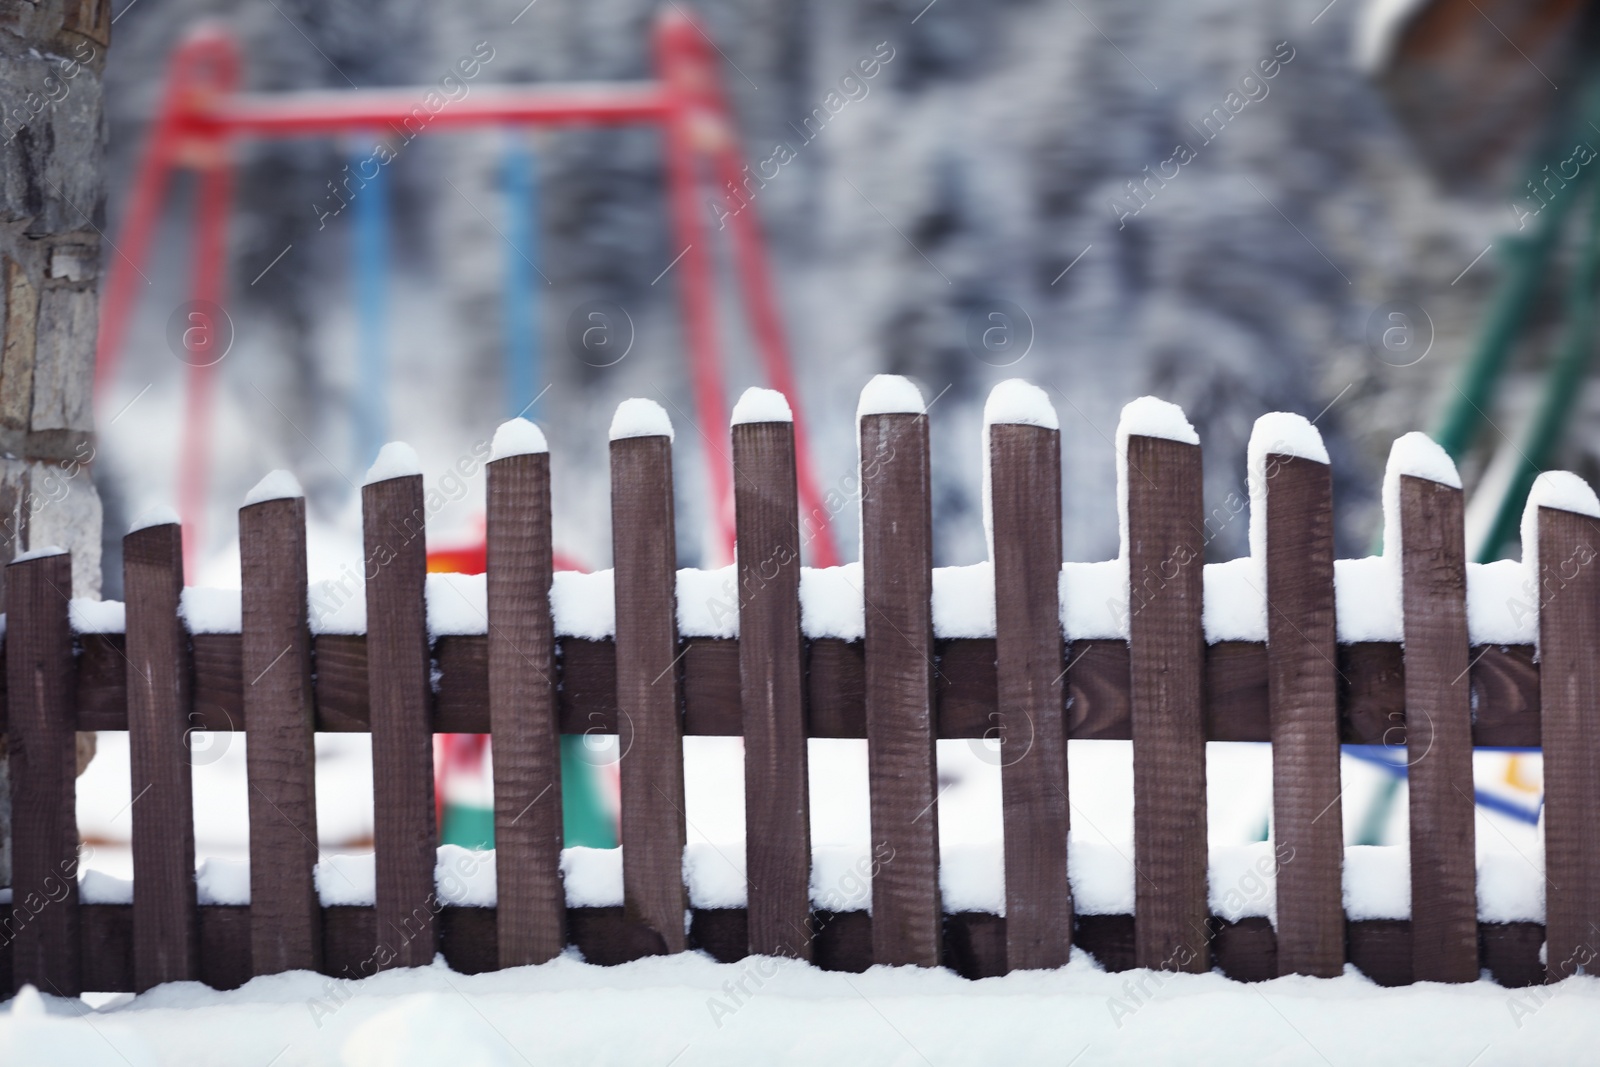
[2,379,1597,996]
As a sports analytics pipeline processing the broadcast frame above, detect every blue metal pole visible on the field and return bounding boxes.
[353,137,389,467]
[502,136,541,419]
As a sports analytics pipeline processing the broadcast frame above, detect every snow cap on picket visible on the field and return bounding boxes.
[13,545,66,563]
[731,387,793,426]
[983,379,1058,431]
[1114,396,1197,558]
[129,504,181,533]
[1246,412,1327,560]
[856,374,924,419]
[1381,431,1460,559]
[491,417,548,461]
[609,398,674,442]
[363,442,422,486]
[1520,470,1600,601]
[981,380,1058,561]
[243,470,303,508]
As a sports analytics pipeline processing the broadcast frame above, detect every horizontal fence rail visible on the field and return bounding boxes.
[4,380,1597,996]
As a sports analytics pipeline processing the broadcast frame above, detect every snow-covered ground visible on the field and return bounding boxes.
[8,950,1600,1066]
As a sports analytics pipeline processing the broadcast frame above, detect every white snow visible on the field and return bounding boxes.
[72,840,1544,923]
[195,857,250,906]
[1246,412,1328,563]
[425,572,487,638]
[241,470,303,507]
[980,380,1059,560]
[1381,432,1460,565]
[1355,0,1432,72]
[1060,559,1130,640]
[798,563,865,641]
[362,442,422,486]
[678,565,737,638]
[1333,557,1401,643]
[178,586,242,634]
[128,504,180,533]
[1202,557,1267,643]
[310,576,367,635]
[551,569,615,639]
[931,563,995,639]
[609,398,674,442]
[730,387,793,425]
[1519,470,1600,632]
[1468,559,1536,646]
[14,954,1600,1067]
[489,417,548,461]
[855,374,924,417]
[70,598,126,634]
[1114,396,1197,564]
[982,379,1059,431]
[11,545,65,563]
[1115,395,1199,447]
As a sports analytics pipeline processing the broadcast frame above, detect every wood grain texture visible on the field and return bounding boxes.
[859,411,941,967]
[1535,506,1600,981]
[363,473,438,969]
[1125,434,1209,973]
[123,522,199,990]
[989,422,1071,970]
[732,420,812,959]
[6,550,80,995]
[1262,455,1343,978]
[1398,474,1479,983]
[37,628,1551,747]
[485,451,565,966]
[610,434,687,954]
[240,495,322,976]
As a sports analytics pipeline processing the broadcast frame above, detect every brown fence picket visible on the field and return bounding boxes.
[124,520,199,989]
[1262,452,1343,978]
[732,412,811,959]
[486,437,566,966]
[1536,502,1600,981]
[6,550,80,995]
[1398,473,1479,983]
[1125,433,1209,973]
[860,407,941,967]
[989,419,1071,971]
[363,461,438,969]
[611,419,688,954]
[240,491,321,975]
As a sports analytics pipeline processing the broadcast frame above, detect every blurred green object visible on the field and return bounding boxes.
[1427,74,1600,561]
[438,739,617,851]
[559,735,618,848]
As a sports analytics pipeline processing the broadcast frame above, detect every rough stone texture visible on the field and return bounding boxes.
[0,0,111,891]
[0,0,106,596]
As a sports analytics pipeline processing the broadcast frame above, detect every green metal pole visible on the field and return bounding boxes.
[1478,175,1600,560]
[1430,80,1600,463]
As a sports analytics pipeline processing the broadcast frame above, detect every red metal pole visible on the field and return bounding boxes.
[176,155,235,581]
[707,112,840,567]
[172,31,241,581]
[93,28,237,403]
[655,9,735,564]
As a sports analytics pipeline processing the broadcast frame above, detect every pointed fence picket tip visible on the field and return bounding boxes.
[1381,431,1460,562]
[1246,412,1327,561]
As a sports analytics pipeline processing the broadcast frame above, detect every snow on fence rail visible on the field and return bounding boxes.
[4,375,1600,995]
